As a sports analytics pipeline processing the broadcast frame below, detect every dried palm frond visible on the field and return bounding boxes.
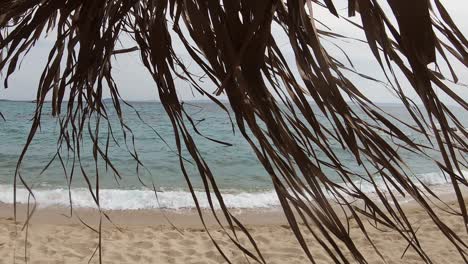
[1,0,467,263]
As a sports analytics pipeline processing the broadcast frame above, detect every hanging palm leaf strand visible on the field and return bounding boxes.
[0,0,467,263]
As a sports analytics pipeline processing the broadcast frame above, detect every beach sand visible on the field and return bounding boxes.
[0,195,466,264]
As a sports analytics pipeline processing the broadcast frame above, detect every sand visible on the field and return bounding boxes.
[0,197,466,264]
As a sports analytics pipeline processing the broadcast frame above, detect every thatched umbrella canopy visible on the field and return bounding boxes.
[1,0,467,263]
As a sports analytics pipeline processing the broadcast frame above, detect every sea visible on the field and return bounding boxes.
[0,100,466,210]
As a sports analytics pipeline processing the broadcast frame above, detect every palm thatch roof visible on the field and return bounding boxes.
[1,0,467,263]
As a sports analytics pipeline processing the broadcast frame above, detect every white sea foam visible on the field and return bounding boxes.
[345,170,456,194]
[0,170,464,210]
[338,170,463,204]
[0,185,280,210]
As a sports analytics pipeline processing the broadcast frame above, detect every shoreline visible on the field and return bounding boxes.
[0,188,466,263]
[1,182,465,227]
[0,175,462,211]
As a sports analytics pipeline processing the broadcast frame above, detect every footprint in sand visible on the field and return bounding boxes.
[161,249,183,257]
[108,251,124,262]
[158,255,177,263]
[165,231,183,239]
[110,231,124,240]
[15,240,32,248]
[128,253,142,262]
[401,254,423,263]
[255,235,270,244]
[159,240,171,248]
[8,231,16,240]
[204,250,224,262]
[183,248,197,255]
[71,242,93,255]
[133,241,153,249]
[63,251,82,259]
[179,239,194,246]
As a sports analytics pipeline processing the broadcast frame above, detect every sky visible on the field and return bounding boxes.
[0,0,467,105]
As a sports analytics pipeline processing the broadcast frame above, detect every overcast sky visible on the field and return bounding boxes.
[1,0,467,105]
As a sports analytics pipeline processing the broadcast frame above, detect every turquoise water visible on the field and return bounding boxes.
[0,101,465,209]
[0,101,270,190]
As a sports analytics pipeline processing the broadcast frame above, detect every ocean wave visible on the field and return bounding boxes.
[0,186,280,210]
[0,170,464,210]
[353,170,459,194]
